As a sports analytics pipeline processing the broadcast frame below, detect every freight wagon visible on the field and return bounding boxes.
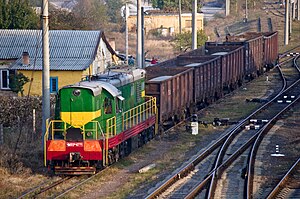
[145,66,193,125]
[146,31,278,128]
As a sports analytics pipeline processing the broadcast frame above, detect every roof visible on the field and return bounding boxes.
[0,29,114,71]
[149,76,173,82]
[67,80,121,97]
[211,52,228,56]
[92,68,146,87]
[64,68,146,97]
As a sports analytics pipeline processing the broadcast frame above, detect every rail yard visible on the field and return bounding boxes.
[1,0,300,198]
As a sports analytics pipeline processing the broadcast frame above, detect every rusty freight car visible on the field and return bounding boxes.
[226,32,265,77]
[176,55,223,105]
[204,44,245,91]
[262,31,278,67]
[145,66,194,125]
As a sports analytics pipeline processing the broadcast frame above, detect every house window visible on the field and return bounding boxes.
[50,77,58,93]
[1,70,10,89]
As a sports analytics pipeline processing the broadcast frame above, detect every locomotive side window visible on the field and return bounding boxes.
[116,98,122,112]
[104,97,112,114]
[131,84,134,96]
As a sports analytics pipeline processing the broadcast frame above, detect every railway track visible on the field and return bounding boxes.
[267,157,300,199]
[263,1,285,17]
[248,54,300,199]
[17,55,300,199]
[17,163,111,199]
[145,54,300,199]
[17,176,73,199]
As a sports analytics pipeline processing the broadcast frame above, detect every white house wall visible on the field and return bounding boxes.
[92,39,113,74]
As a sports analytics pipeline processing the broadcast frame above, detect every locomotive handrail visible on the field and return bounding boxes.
[44,119,105,166]
[106,116,117,137]
[122,96,156,130]
[44,118,50,166]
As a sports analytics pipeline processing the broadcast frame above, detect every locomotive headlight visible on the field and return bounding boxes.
[73,89,81,96]
[86,131,92,137]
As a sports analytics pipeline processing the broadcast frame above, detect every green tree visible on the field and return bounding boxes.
[106,0,123,23]
[49,8,77,30]
[0,0,39,29]
[72,0,108,30]
[9,72,30,96]
[173,30,208,52]
[151,0,201,12]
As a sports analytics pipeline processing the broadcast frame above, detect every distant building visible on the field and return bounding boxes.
[127,11,204,36]
[0,29,119,96]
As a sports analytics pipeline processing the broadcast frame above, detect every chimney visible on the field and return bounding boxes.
[22,52,29,65]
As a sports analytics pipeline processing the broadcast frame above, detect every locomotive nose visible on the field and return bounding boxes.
[69,152,82,162]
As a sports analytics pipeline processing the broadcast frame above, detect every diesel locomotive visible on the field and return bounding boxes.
[44,68,157,174]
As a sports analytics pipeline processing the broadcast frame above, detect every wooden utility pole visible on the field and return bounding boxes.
[42,0,50,147]
[192,0,197,50]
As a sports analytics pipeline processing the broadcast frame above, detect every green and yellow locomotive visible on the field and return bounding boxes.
[44,68,157,175]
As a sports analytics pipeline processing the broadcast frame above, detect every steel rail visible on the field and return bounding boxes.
[207,63,287,198]
[186,93,300,199]
[279,45,300,59]
[208,55,300,197]
[145,51,296,198]
[266,157,300,199]
[54,166,107,198]
[146,64,284,199]
[17,177,72,199]
[246,54,300,198]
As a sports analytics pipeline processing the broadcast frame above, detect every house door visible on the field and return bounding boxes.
[1,70,9,89]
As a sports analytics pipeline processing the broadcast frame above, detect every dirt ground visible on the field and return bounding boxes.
[2,0,300,198]
[62,66,283,199]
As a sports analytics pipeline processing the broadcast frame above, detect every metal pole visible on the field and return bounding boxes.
[245,0,248,22]
[297,0,300,20]
[0,124,3,145]
[141,7,145,68]
[33,109,36,141]
[192,0,197,50]
[290,1,293,34]
[226,0,230,16]
[125,4,129,65]
[292,1,296,19]
[284,0,289,45]
[42,0,50,147]
[136,0,142,68]
[179,0,182,34]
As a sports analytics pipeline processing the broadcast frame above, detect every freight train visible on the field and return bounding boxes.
[146,31,278,125]
[44,31,278,175]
